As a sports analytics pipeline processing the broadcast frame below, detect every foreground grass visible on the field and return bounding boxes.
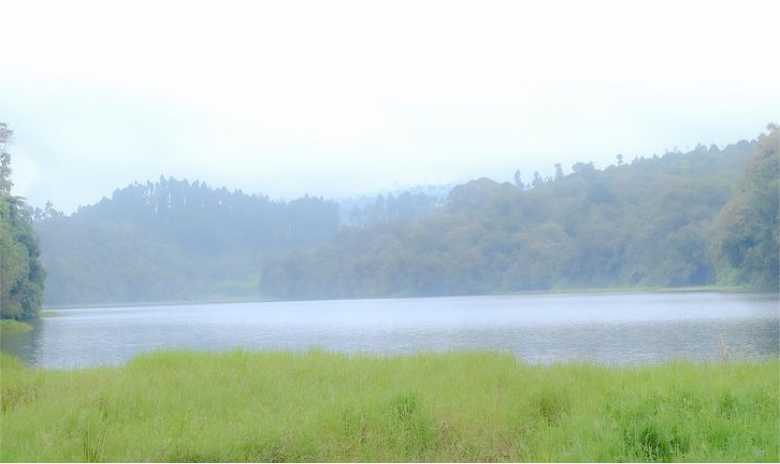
[1,352,778,462]
[0,320,32,335]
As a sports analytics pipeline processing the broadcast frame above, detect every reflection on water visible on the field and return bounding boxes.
[2,292,778,368]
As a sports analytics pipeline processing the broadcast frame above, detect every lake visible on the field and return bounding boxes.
[2,292,778,368]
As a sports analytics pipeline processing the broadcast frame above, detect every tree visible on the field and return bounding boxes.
[532,171,543,189]
[0,122,13,194]
[513,170,524,189]
[1,122,46,320]
[572,162,595,175]
[554,163,564,181]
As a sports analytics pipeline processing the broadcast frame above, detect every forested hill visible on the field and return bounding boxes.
[36,127,777,306]
[258,130,777,300]
[36,178,339,305]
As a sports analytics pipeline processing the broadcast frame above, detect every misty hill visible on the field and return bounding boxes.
[36,177,339,305]
[258,133,776,300]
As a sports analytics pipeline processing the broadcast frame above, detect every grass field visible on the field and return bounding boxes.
[1,351,778,462]
[0,320,32,334]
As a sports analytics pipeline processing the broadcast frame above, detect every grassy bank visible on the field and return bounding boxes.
[0,320,32,334]
[1,351,778,462]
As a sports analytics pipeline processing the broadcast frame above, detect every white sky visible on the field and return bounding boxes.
[1,0,779,212]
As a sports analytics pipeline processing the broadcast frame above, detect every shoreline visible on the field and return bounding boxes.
[41,285,769,311]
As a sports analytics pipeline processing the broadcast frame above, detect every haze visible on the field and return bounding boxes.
[1,0,778,212]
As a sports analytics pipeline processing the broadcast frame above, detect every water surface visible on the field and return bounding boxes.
[3,292,778,368]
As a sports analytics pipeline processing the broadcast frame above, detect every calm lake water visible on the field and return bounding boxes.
[2,292,778,368]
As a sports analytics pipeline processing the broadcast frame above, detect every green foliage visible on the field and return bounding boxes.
[713,125,779,290]
[0,122,45,320]
[1,351,777,461]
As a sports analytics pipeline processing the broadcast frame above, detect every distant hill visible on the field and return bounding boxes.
[36,177,339,305]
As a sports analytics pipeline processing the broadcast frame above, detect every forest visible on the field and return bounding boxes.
[17,124,780,306]
[259,126,778,300]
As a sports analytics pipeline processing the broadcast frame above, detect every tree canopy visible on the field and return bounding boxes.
[712,125,779,290]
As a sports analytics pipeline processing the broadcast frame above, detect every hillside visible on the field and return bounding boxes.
[259,135,769,300]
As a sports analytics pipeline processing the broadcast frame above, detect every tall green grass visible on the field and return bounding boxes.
[1,351,778,462]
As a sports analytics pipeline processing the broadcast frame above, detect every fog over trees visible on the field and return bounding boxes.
[25,125,780,306]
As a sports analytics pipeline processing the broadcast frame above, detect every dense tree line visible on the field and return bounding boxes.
[0,123,45,320]
[36,178,340,304]
[258,131,775,300]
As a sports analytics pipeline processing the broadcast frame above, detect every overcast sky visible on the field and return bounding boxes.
[2,0,778,212]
